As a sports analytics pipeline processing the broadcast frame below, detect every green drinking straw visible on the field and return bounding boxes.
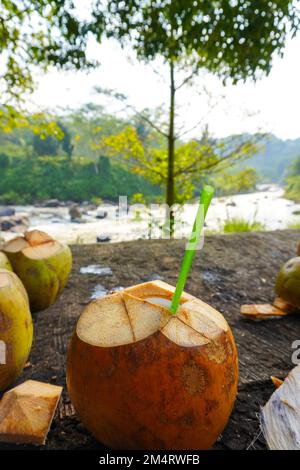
[170,185,214,315]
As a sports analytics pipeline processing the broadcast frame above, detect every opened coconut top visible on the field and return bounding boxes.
[3,230,64,260]
[77,280,229,348]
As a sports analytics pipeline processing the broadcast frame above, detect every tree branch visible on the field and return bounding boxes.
[125,103,169,138]
[175,65,200,91]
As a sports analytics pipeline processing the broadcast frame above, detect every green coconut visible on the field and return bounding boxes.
[0,269,33,391]
[275,257,300,309]
[0,252,13,272]
[3,230,72,312]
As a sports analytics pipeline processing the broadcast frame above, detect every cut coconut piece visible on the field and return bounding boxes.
[4,230,62,260]
[123,292,170,342]
[77,293,134,347]
[161,316,210,347]
[240,303,289,320]
[22,241,64,260]
[3,236,28,253]
[261,365,300,450]
[24,230,54,247]
[177,299,228,339]
[0,380,62,445]
[76,281,230,348]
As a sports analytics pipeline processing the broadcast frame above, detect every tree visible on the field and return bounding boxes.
[90,0,299,233]
[58,121,74,159]
[286,155,300,202]
[100,125,258,203]
[212,168,258,196]
[32,133,60,157]
[0,1,99,133]
[0,1,96,101]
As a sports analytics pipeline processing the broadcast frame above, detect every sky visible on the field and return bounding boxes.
[30,31,300,141]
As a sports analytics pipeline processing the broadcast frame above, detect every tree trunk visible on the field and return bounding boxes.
[166,59,176,237]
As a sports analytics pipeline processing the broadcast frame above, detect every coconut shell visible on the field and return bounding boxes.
[0,380,62,445]
[3,230,72,312]
[0,269,33,391]
[67,280,238,450]
[0,253,12,272]
[275,257,300,309]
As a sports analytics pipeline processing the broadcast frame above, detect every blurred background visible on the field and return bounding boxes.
[1,0,300,243]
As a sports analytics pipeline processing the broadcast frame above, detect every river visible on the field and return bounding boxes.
[1,185,299,244]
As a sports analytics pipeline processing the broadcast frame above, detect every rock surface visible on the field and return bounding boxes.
[0,229,299,450]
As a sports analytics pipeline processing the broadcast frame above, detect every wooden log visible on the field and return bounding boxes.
[0,380,62,445]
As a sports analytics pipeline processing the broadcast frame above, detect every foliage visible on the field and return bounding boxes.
[0,106,63,139]
[223,217,265,233]
[288,222,300,229]
[212,168,258,196]
[64,104,128,160]
[0,152,9,167]
[32,121,73,157]
[0,155,160,204]
[237,134,300,183]
[58,121,74,159]
[99,125,258,203]
[285,155,300,202]
[91,0,299,235]
[0,0,96,102]
[101,1,299,81]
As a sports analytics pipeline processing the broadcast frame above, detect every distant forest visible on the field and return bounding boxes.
[0,104,299,204]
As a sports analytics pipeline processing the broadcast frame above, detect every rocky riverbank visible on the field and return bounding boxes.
[1,186,300,244]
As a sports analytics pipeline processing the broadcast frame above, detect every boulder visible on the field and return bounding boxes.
[0,208,15,217]
[69,206,82,221]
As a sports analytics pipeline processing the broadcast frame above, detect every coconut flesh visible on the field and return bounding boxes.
[67,280,238,450]
[0,269,33,391]
[261,364,300,450]
[3,230,72,312]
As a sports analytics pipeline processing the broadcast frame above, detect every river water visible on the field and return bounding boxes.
[1,185,299,244]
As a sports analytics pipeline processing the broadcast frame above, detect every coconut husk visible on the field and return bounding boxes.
[0,380,62,445]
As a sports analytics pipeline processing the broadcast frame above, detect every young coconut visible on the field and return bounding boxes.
[0,253,12,272]
[67,280,238,450]
[275,257,300,310]
[0,269,33,392]
[240,257,300,320]
[2,230,72,312]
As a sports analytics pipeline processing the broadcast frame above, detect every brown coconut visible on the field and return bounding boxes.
[3,230,72,312]
[67,280,238,450]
